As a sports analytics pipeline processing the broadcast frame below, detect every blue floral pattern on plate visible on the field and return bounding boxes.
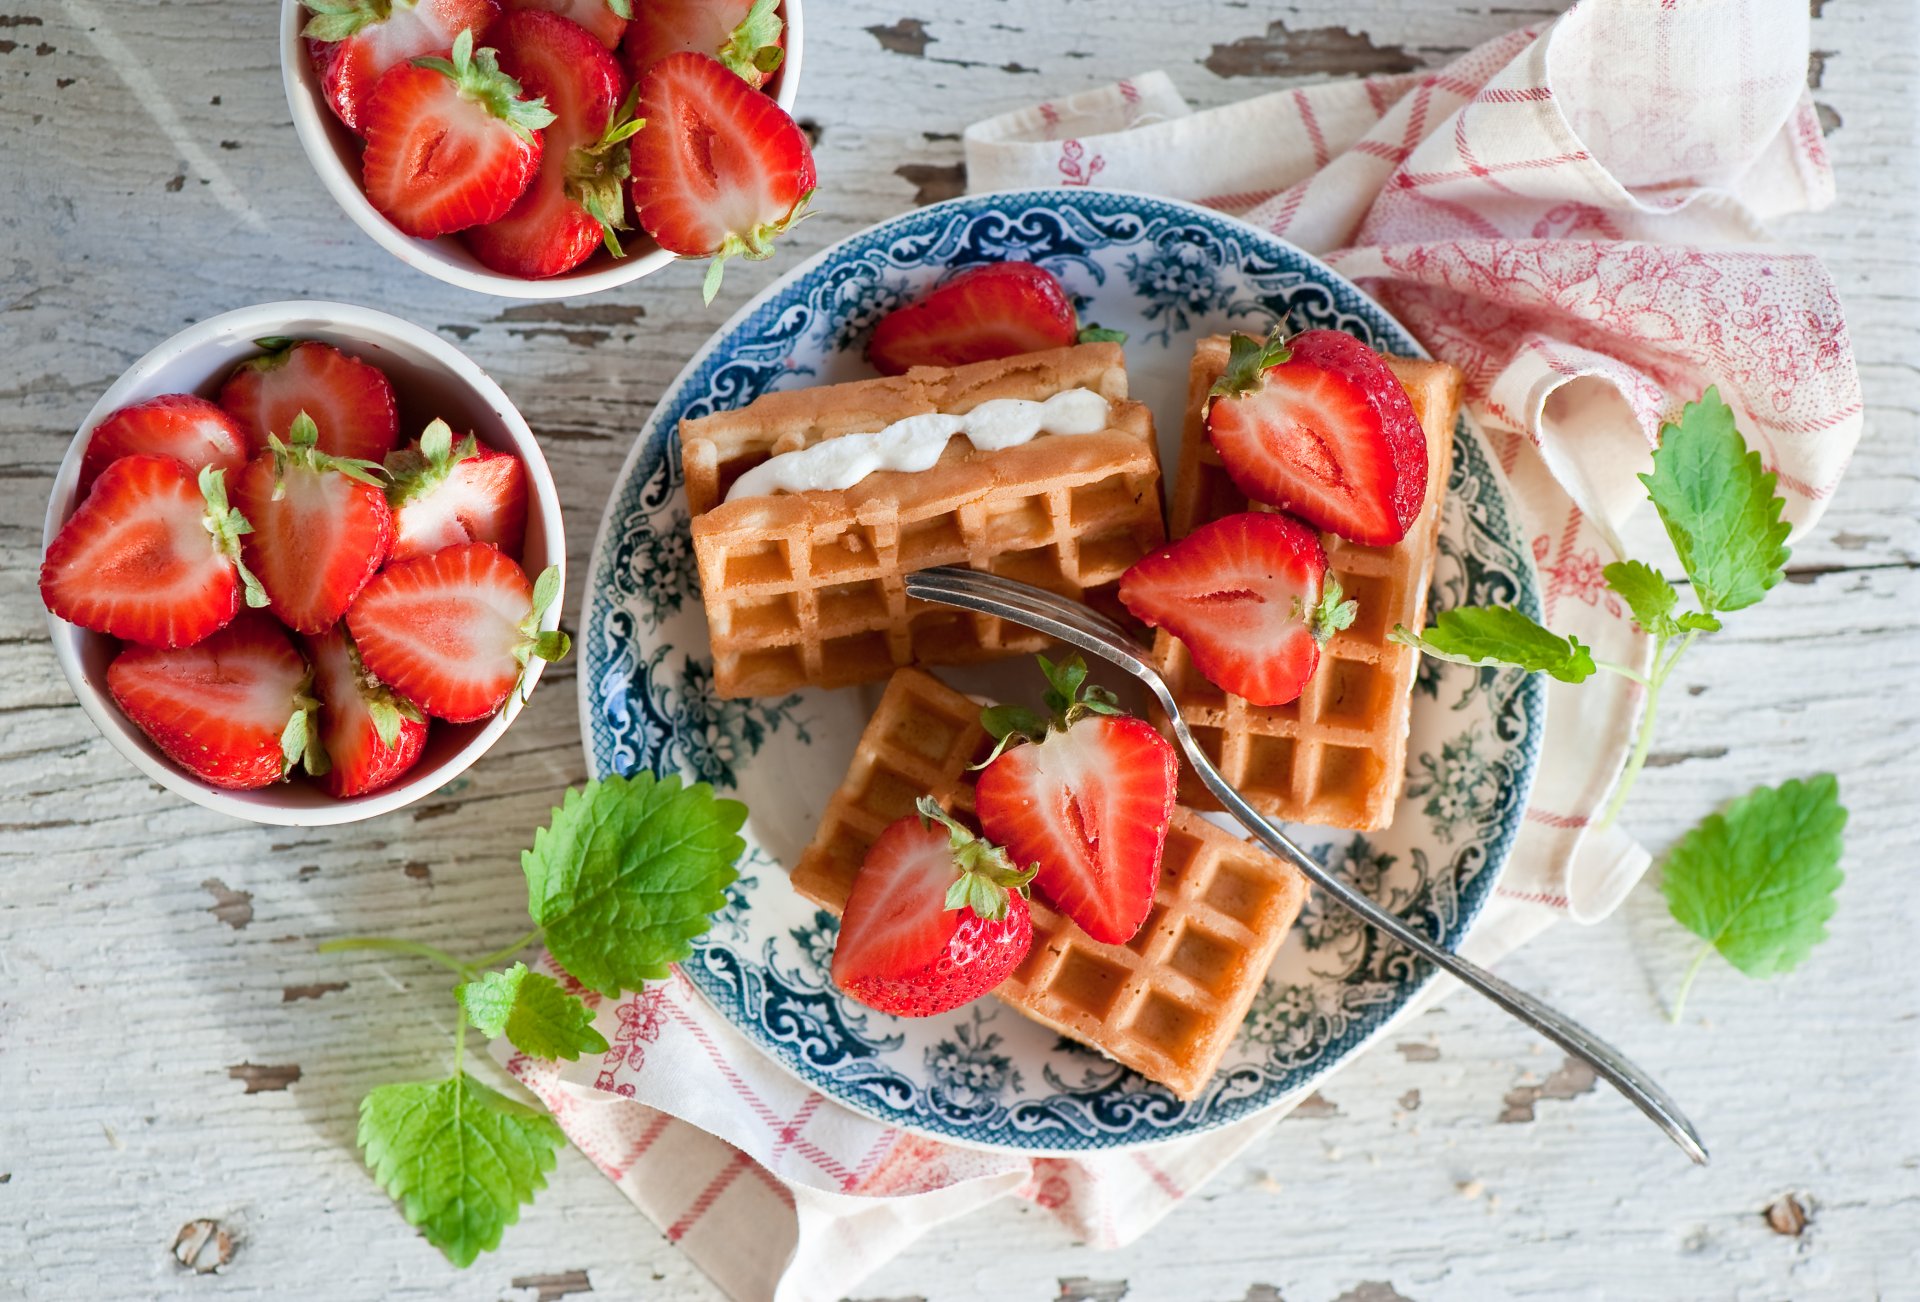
[578,189,1545,1153]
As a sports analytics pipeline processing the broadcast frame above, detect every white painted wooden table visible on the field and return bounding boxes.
[3,2,1917,1299]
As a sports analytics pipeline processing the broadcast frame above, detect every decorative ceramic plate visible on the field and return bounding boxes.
[578,188,1544,1153]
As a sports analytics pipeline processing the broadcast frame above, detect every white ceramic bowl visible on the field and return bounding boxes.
[280,0,806,300]
[42,301,565,826]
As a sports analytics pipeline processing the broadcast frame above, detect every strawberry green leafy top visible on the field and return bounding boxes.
[413,29,557,141]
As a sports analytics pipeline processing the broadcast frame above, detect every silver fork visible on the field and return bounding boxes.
[905,566,1708,1164]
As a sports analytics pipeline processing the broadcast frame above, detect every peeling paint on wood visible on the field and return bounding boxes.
[867,18,933,58]
[1498,1056,1598,1123]
[1331,1284,1417,1302]
[896,161,967,206]
[1204,22,1423,79]
[1058,1279,1129,1302]
[200,878,252,929]
[1395,1040,1441,1062]
[226,1063,302,1094]
[1287,1090,1341,1119]
[510,1269,594,1301]
[1764,1193,1811,1236]
[171,1219,235,1274]
[280,982,347,1003]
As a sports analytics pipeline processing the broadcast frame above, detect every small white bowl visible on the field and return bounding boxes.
[280,0,806,300]
[42,301,566,826]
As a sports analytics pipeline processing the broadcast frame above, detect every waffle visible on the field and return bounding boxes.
[681,344,1165,699]
[1150,336,1463,831]
[791,667,1311,1101]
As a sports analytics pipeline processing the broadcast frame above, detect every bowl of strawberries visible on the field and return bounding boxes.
[280,0,812,300]
[39,301,567,826]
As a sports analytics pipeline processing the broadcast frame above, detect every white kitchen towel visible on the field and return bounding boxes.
[500,4,1860,1299]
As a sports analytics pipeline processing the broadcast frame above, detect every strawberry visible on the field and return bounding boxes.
[972,655,1178,946]
[78,395,249,498]
[866,262,1125,377]
[360,28,557,240]
[305,624,429,798]
[1204,325,1430,547]
[41,456,266,648]
[621,0,784,90]
[218,338,401,463]
[831,798,1035,1019]
[502,0,625,48]
[1118,511,1357,707]
[107,612,325,791]
[626,51,814,302]
[301,0,502,135]
[465,10,640,279]
[384,419,528,562]
[346,542,568,722]
[233,413,394,636]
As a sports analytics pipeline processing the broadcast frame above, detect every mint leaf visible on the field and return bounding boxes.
[1663,774,1845,991]
[522,775,747,996]
[1640,387,1790,614]
[458,962,609,1061]
[1603,559,1682,638]
[358,1073,564,1267]
[1391,608,1596,683]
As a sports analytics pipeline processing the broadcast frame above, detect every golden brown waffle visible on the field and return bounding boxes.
[791,667,1310,1101]
[681,344,1165,699]
[1151,336,1463,831]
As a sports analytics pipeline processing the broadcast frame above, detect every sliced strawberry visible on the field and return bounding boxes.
[1205,326,1430,547]
[465,9,639,278]
[1120,511,1356,707]
[79,395,249,498]
[218,338,401,462]
[108,611,324,790]
[233,414,392,637]
[345,542,568,722]
[627,51,814,302]
[41,455,266,648]
[360,28,556,240]
[305,624,429,798]
[866,262,1124,377]
[831,799,1034,1019]
[302,0,502,135]
[621,0,784,90]
[384,419,528,562]
[502,0,625,48]
[973,656,1178,945]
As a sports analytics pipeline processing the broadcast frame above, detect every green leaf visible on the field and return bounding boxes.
[717,0,784,83]
[980,704,1046,743]
[917,796,1033,921]
[197,464,270,609]
[1390,607,1596,683]
[1207,322,1291,403]
[603,0,631,18]
[281,672,327,778]
[358,1073,564,1268]
[521,774,747,996]
[1075,323,1128,346]
[413,29,556,140]
[1639,386,1790,614]
[301,0,389,43]
[458,962,609,1061]
[1662,774,1846,987]
[1308,575,1359,644]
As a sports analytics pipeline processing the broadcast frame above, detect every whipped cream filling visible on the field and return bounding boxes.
[722,388,1112,503]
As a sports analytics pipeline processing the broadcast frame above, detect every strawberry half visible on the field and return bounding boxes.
[1205,326,1430,547]
[302,0,502,135]
[41,456,266,648]
[360,28,557,240]
[234,413,393,636]
[627,51,814,302]
[305,624,429,798]
[866,262,1124,377]
[1119,511,1357,707]
[219,338,401,463]
[78,395,249,498]
[345,542,568,722]
[502,0,627,48]
[831,798,1035,1019]
[384,419,528,563]
[108,611,325,790]
[973,655,1178,946]
[621,0,784,90]
[466,9,640,278]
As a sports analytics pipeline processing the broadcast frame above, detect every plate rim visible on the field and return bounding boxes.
[576,185,1546,1153]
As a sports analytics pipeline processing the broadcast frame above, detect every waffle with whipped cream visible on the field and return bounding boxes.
[681,343,1165,699]
[790,667,1311,1101]
[1151,337,1463,831]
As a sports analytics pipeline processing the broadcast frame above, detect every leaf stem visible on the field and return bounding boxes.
[471,927,542,972]
[318,936,474,976]
[1669,939,1714,1023]
[1592,659,1652,686]
[1598,629,1701,831]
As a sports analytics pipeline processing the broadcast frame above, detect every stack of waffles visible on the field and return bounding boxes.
[1150,338,1464,831]
[680,343,1165,699]
[789,667,1311,1101]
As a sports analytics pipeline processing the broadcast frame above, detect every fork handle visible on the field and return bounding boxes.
[1191,751,1709,1165]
